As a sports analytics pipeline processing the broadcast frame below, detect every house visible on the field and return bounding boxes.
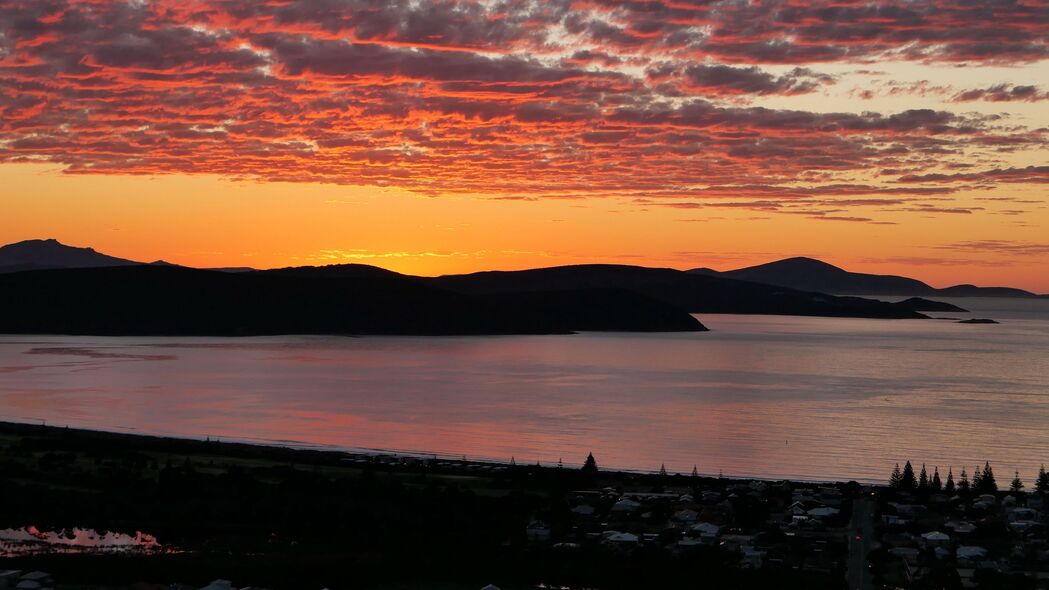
[890,547,921,563]
[611,498,641,513]
[672,509,699,524]
[571,504,596,516]
[604,531,639,546]
[691,522,722,538]
[956,546,988,565]
[920,531,950,547]
[526,520,552,542]
[1007,507,1038,522]
[0,571,22,589]
[740,546,766,569]
[807,507,839,519]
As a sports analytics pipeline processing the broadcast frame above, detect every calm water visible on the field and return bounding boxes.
[1,297,1047,484]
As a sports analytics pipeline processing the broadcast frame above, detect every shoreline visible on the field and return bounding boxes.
[0,418,881,487]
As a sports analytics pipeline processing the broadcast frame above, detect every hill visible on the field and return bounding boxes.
[428,264,926,319]
[0,238,139,273]
[0,265,704,336]
[691,257,1038,298]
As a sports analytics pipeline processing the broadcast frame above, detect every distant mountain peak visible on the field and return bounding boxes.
[0,238,140,272]
[759,257,845,271]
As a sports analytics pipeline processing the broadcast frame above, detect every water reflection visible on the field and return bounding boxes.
[1,298,1047,484]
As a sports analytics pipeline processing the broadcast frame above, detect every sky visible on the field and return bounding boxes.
[1,0,1047,290]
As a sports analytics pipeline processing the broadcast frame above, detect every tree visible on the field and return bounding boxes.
[1010,470,1024,493]
[958,467,970,493]
[889,463,902,488]
[691,464,699,478]
[582,452,598,474]
[918,464,929,490]
[901,461,917,491]
[658,463,668,477]
[944,467,955,493]
[981,462,997,493]
[1037,465,1049,494]
[971,465,982,491]
[931,467,942,492]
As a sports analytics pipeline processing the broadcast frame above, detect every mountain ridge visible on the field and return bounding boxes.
[690,256,1039,298]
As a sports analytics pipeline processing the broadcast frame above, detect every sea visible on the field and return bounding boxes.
[1,297,1047,484]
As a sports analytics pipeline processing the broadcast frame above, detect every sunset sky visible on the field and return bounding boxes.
[1,0,1047,290]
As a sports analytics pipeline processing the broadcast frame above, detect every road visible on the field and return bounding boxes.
[847,497,876,590]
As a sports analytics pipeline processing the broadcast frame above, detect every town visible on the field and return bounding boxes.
[2,422,1049,589]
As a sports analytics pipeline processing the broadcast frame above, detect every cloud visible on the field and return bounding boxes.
[952,84,1049,103]
[669,64,835,96]
[897,166,1049,184]
[0,0,1044,219]
[932,240,1049,256]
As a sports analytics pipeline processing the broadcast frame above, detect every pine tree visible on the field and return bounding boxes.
[971,465,983,491]
[659,463,668,477]
[931,467,942,492]
[582,452,598,474]
[982,462,997,493]
[691,464,699,478]
[510,456,516,466]
[918,464,929,490]
[945,467,955,493]
[1037,465,1049,494]
[901,461,917,491]
[889,463,902,488]
[958,467,970,493]
[1010,470,1024,493]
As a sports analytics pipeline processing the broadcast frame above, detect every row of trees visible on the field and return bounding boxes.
[889,461,1049,494]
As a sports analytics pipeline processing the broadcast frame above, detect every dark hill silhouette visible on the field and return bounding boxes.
[0,239,258,274]
[0,238,139,273]
[893,297,968,313]
[0,266,704,336]
[691,257,1038,297]
[428,264,926,319]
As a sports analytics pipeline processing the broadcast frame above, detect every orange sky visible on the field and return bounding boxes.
[1,1,1047,291]
[3,162,1048,291]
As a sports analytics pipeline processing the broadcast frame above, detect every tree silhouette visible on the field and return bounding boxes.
[971,465,983,491]
[958,467,970,493]
[918,464,929,490]
[931,467,942,492]
[582,452,598,474]
[1037,465,1049,494]
[901,461,917,491]
[691,464,699,478]
[944,467,955,494]
[1010,470,1024,493]
[658,463,668,477]
[979,462,997,493]
[889,463,902,488]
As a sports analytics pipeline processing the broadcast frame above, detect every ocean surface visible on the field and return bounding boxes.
[1,297,1047,484]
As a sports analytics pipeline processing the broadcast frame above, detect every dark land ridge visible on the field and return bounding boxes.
[690,256,1040,298]
[2,239,1027,336]
[0,240,947,337]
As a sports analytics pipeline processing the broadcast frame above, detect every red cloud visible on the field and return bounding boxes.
[0,0,1045,218]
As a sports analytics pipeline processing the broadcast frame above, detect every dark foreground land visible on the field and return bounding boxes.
[0,422,846,590]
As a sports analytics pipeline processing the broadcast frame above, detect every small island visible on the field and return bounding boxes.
[893,297,968,313]
[958,318,999,324]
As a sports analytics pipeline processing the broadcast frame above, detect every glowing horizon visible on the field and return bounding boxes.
[1,1,1047,291]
